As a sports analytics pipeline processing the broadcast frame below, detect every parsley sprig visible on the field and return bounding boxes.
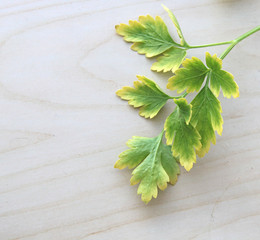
[115,5,259,203]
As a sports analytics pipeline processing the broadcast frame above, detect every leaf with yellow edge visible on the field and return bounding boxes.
[162,4,187,46]
[116,75,171,118]
[167,52,239,98]
[190,86,223,157]
[114,136,154,170]
[167,57,209,93]
[161,145,180,185]
[206,52,239,98]
[115,131,180,204]
[151,47,187,73]
[164,98,201,171]
[115,15,180,58]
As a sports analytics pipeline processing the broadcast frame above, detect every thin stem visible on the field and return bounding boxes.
[187,40,232,49]
[205,72,211,86]
[170,92,188,99]
[220,26,260,60]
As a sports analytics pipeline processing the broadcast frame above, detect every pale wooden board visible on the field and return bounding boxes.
[0,0,259,239]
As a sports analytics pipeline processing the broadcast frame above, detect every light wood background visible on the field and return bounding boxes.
[0,0,259,239]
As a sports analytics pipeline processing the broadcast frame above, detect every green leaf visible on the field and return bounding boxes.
[167,52,239,98]
[190,86,223,157]
[115,12,189,73]
[167,57,209,93]
[114,136,154,170]
[151,47,187,73]
[205,52,222,70]
[115,15,179,58]
[164,98,201,171]
[161,145,180,184]
[116,75,171,118]
[115,132,180,204]
[206,52,239,98]
[162,4,187,46]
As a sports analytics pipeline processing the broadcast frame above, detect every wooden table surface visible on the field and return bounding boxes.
[0,0,259,239]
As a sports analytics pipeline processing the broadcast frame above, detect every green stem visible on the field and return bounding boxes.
[170,92,188,99]
[205,72,211,86]
[187,40,232,49]
[220,26,260,60]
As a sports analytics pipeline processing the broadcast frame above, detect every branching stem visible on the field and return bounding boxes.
[180,26,259,55]
[220,26,260,59]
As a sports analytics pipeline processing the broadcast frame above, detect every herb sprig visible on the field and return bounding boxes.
[114,5,259,204]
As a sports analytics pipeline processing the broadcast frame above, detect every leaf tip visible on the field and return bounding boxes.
[130,176,139,186]
[183,163,193,172]
[115,89,122,97]
[142,197,152,205]
[114,160,123,169]
[159,182,168,191]
[233,90,240,98]
[169,176,178,185]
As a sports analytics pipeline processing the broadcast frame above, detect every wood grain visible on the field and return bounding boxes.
[0,0,259,239]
